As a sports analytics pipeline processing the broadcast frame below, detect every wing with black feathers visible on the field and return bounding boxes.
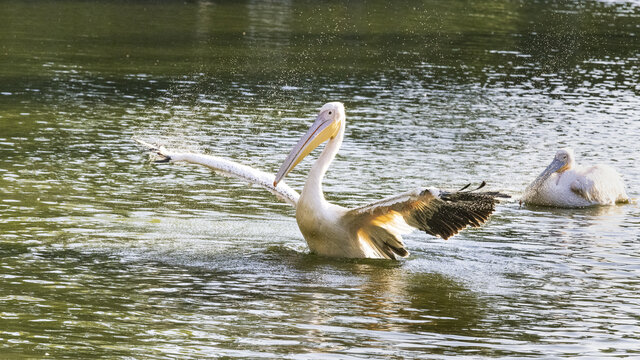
[343,182,509,259]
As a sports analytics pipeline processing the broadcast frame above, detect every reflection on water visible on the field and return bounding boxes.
[1,0,640,358]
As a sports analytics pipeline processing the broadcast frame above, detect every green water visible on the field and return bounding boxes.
[1,0,639,358]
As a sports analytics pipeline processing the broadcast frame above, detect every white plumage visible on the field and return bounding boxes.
[522,148,629,208]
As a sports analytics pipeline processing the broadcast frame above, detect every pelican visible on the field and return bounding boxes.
[522,148,629,208]
[136,102,507,259]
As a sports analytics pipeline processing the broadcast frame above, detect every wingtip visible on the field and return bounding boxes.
[134,137,172,163]
[154,155,171,163]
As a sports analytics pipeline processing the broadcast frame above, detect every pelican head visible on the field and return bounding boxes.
[529,148,575,190]
[273,102,345,186]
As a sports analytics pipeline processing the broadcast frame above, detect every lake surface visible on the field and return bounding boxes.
[1,0,639,358]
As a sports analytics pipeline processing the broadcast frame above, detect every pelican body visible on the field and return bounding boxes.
[522,148,628,208]
[272,102,506,259]
[137,102,507,259]
[273,103,356,257]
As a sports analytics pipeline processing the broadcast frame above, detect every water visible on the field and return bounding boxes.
[1,0,639,358]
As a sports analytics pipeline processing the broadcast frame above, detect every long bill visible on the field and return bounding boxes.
[527,158,565,192]
[273,114,338,187]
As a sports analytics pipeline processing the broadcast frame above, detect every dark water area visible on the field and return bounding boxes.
[1,0,639,358]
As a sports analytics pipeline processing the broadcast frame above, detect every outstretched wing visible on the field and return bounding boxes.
[134,138,300,206]
[343,183,508,259]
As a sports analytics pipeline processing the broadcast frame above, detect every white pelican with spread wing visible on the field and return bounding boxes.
[136,102,507,259]
[522,148,629,208]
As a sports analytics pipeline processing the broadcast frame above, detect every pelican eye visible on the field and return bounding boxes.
[328,111,333,115]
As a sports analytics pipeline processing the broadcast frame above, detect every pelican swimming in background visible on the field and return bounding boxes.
[136,102,507,259]
[522,148,629,208]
